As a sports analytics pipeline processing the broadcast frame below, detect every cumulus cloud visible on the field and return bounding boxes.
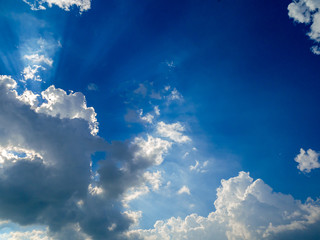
[177,185,191,195]
[288,0,320,54]
[129,171,320,240]
[156,121,191,143]
[35,85,99,135]
[0,75,175,240]
[22,0,91,13]
[22,65,45,81]
[0,229,50,240]
[295,148,320,173]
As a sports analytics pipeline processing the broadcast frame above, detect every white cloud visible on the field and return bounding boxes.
[36,86,99,135]
[24,54,53,67]
[22,65,45,81]
[122,171,163,207]
[154,106,160,116]
[17,90,39,108]
[0,229,50,240]
[156,121,191,143]
[122,185,150,208]
[139,109,154,124]
[133,135,172,165]
[167,88,183,102]
[177,185,191,195]
[22,0,91,13]
[288,0,320,54]
[143,171,163,191]
[295,148,320,173]
[129,171,320,240]
[311,44,320,54]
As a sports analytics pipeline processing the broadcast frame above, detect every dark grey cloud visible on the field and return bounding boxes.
[0,75,169,239]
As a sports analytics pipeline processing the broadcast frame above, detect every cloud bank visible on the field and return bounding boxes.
[129,171,320,240]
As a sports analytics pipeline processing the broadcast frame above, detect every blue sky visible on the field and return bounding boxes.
[1,0,320,239]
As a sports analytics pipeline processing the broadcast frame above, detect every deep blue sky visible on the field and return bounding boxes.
[1,0,320,236]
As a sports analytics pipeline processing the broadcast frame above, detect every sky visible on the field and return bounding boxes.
[1,0,320,239]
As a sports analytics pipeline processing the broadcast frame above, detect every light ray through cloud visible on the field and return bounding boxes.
[1,0,320,239]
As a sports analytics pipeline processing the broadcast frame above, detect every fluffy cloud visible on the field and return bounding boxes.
[22,65,45,81]
[0,75,174,240]
[177,185,191,195]
[288,0,320,54]
[156,121,191,143]
[35,85,99,135]
[0,229,50,240]
[295,148,320,173]
[129,171,320,240]
[22,0,91,13]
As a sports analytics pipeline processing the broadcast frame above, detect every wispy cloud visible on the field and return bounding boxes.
[157,121,191,143]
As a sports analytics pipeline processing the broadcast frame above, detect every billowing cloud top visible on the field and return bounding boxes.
[129,171,320,240]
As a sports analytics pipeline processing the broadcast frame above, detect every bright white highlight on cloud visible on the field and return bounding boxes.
[157,121,191,143]
[24,54,53,66]
[36,86,99,135]
[22,65,45,81]
[288,0,320,54]
[0,229,50,240]
[17,90,40,108]
[22,0,91,13]
[129,171,320,240]
[178,185,191,195]
[295,148,320,173]
[0,75,175,239]
[133,135,172,165]
[21,38,59,82]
